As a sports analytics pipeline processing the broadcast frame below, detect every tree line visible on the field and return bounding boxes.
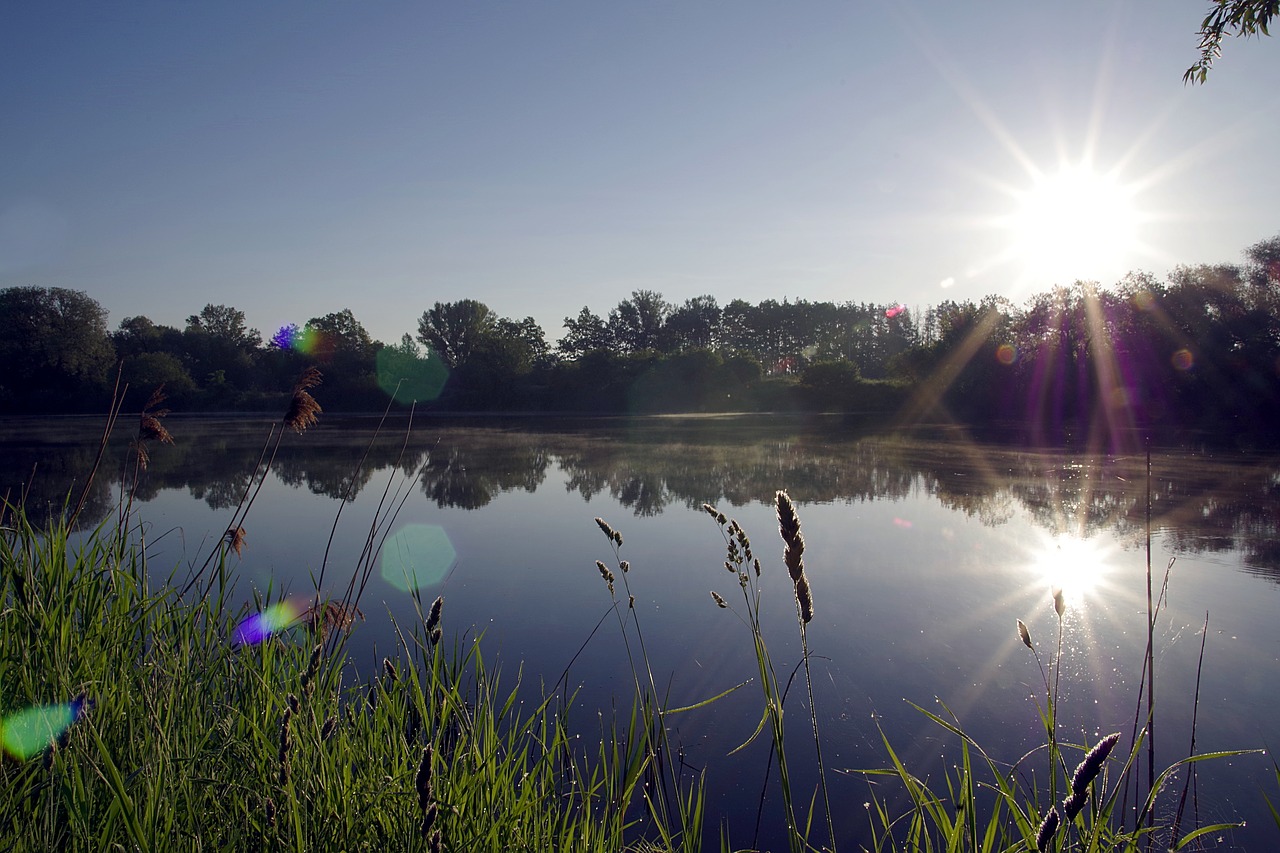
[2,233,1277,443]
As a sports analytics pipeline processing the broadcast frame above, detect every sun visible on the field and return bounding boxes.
[1004,163,1140,287]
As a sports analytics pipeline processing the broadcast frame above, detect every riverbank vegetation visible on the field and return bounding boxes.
[2,234,1277,442]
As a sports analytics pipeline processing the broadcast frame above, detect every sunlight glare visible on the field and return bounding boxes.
[1007,164,1139,286]
[1026,533,1114,608]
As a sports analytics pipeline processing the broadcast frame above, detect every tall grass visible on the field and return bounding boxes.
[1,490,677,850]
[0,380,670,851]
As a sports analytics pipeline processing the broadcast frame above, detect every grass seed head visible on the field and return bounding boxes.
[416,745,434,810]
[1017,619,1033,650]
[425,595,444,635]
[711,590,728,609]
[1069,732,1121,800]
[1036,806,1060,852]
[795,574,814,623]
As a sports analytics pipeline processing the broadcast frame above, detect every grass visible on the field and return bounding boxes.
[0,382,1264,851]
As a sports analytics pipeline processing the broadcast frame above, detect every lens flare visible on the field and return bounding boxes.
[996,343,1017,365]
[1171,349,1194,371]
[381,524,457,592]
[232,600,302,646]
[1,695,92,760]
[375,348,449,404]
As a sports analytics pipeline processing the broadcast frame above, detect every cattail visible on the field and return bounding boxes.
[320,715,337,741]
[425,595,444,635]
[225,526,247,557]
[1017,619,1033,650]
[277,708,293,786]
[711,590,728,609]
[795,575,814,623]
[284,368,323,433]
[1035,806,1060,852]
[1062,733,1121,820]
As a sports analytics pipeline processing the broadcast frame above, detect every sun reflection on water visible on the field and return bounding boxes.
[1025,532,1117,610]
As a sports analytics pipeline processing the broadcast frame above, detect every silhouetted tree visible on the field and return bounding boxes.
[558,306,613,358]
[416,299,497,368]
[607,290,670,353]
[0,287,115,410]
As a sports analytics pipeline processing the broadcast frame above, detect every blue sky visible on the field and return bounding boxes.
[2,2,1276,347]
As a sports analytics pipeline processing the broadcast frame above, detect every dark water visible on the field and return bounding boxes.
[4,414,1280,850]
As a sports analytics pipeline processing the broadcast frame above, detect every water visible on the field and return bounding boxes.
[4,414,1279,850]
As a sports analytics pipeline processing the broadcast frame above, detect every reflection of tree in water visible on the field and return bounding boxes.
[419,444,548,510]
[0,428,116,527]
[5,416,1279,580]
[557,436,919,517]
[273,433,430,501]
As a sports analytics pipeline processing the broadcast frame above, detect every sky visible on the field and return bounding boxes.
[2,2,1277,347]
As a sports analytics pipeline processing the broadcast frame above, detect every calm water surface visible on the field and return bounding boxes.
[5,414,1279,850]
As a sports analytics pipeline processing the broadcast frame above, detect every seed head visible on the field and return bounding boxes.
[425,595,444,635]
[415,744,434,810]
[1063,732,1121,819]
[711,590,728,609]
[1017,619,1033,650]
[1036,807,1060,852]
[284,368,323,433]
[795,575,814,623]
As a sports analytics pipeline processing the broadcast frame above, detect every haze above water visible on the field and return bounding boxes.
[5,415,1279,849]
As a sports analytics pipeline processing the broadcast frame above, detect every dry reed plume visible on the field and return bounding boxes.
[134,385,174,469]
[284,367,323,433]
